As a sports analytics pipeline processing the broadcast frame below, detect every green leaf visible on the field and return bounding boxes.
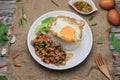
[41,17,53,23]
[0,41,7,46]
[19,18,24,27]
[22,7,25,15]
[1,35,9,41]
[16,0,21,2]
[88,16,95,21]
[0,76,8,80]
[90,23,97,26]
[96,41,104,44]
[0,22,9,46]
[110,33,120,54]
[0,34,8,46]
[18,8,26,27]
[35,24,48,35]
[35,17,53,34]
[0,22,8,35]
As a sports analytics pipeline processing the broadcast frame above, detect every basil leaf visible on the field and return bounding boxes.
[96,41,104,44]
[0,22,8,35]
[18,8,26,27]
[0,41,7,46]
[90,23,97,26]
[0,76,8,80]
[1,35,9,41]
[16,0,21,2]
[88,16,95,21]
[22,8,25,15]
[19,18,24,27]
[110,33,120,54]
[0,34,8,46]
[0,22,9,46]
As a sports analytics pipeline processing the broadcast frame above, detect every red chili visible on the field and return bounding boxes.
[0,64,4,68]
[50,0,59,7]
[112,53,116,58]
[13,53,19,59]
[14,63,21,67]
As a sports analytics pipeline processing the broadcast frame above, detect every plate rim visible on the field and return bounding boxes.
[27,10,93,70]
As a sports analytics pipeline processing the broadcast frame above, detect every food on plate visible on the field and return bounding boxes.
[49,33,82,51]
[35,17,53,35]
[107,9,120,26]
[48,16,85,42]
[66,53,73,61]
[31,15,85,65]
[99,0,115,10]
[73,1,93,13]
[31,34,73,66]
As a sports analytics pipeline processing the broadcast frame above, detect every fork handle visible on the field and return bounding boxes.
[108,76,112,80]
[106,73,112,80]
[102,69,112,80]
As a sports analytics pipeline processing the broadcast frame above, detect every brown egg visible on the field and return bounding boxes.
[107,9,120,26]
[99,0,115,10]
[119,13,120,22]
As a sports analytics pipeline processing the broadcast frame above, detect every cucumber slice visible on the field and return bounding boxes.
[34,17,53,35]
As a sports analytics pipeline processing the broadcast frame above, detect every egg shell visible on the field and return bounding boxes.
[119,13,120,22]
[107,9,120,26]
[99,0,115,10]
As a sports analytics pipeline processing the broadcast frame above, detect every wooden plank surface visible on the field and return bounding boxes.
[109,0,120,79]
[0,1,15,10]
[0,0,15,76]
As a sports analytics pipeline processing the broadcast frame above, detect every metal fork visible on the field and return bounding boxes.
[94,53,113,80]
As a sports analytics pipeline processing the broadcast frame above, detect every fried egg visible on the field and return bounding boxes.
[48,16,85,42]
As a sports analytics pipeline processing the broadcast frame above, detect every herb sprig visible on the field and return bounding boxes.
[88,16,95,21]
[96,41,104,45]
[50,0,59,7]
[110,33,120,54]
[90,23,97,26]
[18,8,26,27]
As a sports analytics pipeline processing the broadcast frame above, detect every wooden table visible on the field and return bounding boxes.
[0,0,120,79]
[0,0,15,76]
[110,1,120,80]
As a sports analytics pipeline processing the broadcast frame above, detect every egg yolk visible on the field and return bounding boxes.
[60,26,75,39]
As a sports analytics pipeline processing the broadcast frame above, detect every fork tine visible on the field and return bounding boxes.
[101,54,106,64]
[94,54,100,66]
[96,55,100,66]
[98,54,104,66]
[98,53,106,65]
[95,53,105,66]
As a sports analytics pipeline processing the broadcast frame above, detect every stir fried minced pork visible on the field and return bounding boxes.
[31,34,67,66]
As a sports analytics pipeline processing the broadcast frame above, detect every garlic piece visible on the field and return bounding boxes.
[10,35,16,44]
[0,16,2,20]
[23,14,27,21]
[7,30,12,36]
[1,48,7,56]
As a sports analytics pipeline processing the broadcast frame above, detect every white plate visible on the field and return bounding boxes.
[27,10,93,70]
[68,0,98,15]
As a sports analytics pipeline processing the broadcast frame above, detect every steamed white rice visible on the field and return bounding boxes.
[49,33,82,51]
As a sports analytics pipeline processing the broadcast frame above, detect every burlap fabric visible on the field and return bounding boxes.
[7,0,114,80]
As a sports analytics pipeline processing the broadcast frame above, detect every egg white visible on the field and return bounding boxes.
[50,17,81,41]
